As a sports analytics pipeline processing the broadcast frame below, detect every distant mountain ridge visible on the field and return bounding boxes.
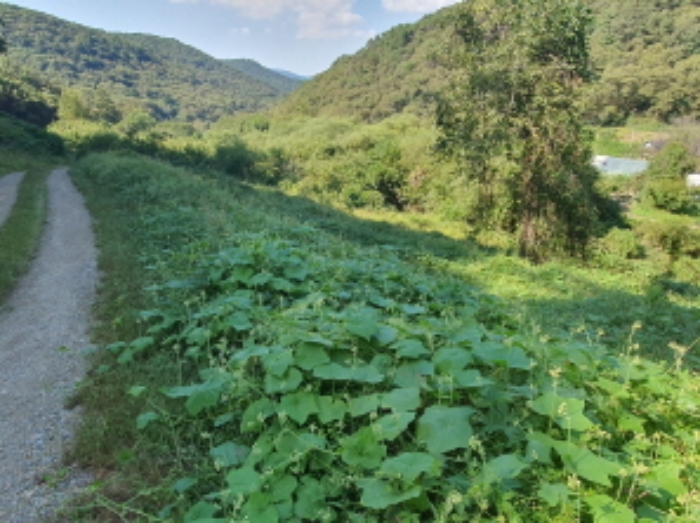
[0,4,299,122]
[223,59,302,95]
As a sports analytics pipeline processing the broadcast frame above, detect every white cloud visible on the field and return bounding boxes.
[170,0,363,39]
[382,0,460,13]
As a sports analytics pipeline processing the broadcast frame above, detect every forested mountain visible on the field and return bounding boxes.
[277,0,700,124]
[275,8,454,123]
[0,4,295,122]
[224,59,302,95]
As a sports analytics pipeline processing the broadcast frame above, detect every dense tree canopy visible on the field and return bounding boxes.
[278,0,700,125]
[438,0,601,261]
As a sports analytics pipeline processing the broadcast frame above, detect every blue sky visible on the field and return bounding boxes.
[4,0,460,75]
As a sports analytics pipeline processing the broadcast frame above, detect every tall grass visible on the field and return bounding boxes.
[0,154,51,302]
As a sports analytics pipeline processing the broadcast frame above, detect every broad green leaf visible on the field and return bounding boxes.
[417,406,474,454]
[372,412,415,441]
[128,386,147,398]
[585,495,635,523]
[538,483,571,507]
[391,339,429,359]
[316,395,347,423]
[644,463,687,496]
[526,431,554,464]
[433,347,474,373]
[264,367,303,394]
[284,265,309,282]
[376,325,398,346]
[401,304,426,316]
[276,432,326,457]
[271,475,298,503]
[381,388,421,412]
[227,312,253,332]
[294,344,330,371]
[231,344,271,362]
[478,454,527,486]
[183,501,223,523]
[173,477,198,494]
[241,398,275,433]
[263,349,295,377]
[553,441,621,487]
[453,369,494,389]
[393,361,434,388]
[294,477,327,519]
[280,392,318,424]
[226,467,262,495]
[358,478,422,510]
[530,392,594,432]
[136,411,159,430]
[379,453,441,482]
[594,378,630,399]
[210,442,250,468]
[341,427,387,469]
[249,271,273,286]
[243,493,278,523]
[473,341,532,369]
[313,363,383,383]
[349,394,380,417]
[271,278,293,292]
[164,380,224,416]
[617,412,645,433]
[346,310,380,342]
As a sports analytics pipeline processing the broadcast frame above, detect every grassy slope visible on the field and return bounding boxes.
[0,153,52,302]
[68,152,699,521]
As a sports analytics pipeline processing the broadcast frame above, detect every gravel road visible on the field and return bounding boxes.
[0,169,98,522]
[0,172,24,226]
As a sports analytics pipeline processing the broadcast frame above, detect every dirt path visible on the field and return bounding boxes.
[0,172,24,226]
[0,169,98,522]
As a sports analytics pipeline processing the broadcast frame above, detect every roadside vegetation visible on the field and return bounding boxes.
[0,114,62,302]
[68,151,699,522]
[0,0,698,521]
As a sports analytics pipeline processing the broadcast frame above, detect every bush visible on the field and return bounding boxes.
[635,220,699,259]
[594,227,644,266]
[642,178,694,213]
[0,113,64,155]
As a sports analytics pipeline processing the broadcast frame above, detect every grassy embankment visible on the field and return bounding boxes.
[0,153,53,302]
[67,151,699,522]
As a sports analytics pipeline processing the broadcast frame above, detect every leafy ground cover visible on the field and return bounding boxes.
[69,152,699,522]
[0,152,51,301]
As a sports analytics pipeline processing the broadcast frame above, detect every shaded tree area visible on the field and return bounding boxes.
[437,0,603,262]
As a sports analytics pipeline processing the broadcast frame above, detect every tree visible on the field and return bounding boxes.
[437,0,601,262]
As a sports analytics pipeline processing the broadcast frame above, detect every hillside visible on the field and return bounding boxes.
[277,0,700,124]
[0,4,292,122]
[275,8,454,123]
[224,58,302,95]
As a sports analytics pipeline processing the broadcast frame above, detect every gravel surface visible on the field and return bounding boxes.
[0,172,24,226]
[0,169,99,522]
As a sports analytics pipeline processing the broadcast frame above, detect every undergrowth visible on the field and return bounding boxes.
[70,152,700,522]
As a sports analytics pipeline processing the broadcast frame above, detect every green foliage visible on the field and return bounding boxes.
[70,152,700,522]
[643,142,697,213]
[0,113,64,154]
[0,57,59,127]
[0,4,292,123]
[437,0,601,261]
